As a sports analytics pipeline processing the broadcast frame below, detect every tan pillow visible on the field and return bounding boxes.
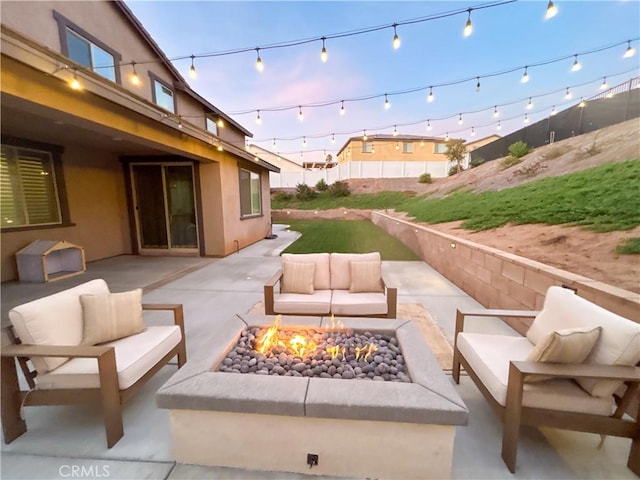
[281,261,315,294]
[349,261,383,293]
[80,289,145,345]
[525,326,601,382]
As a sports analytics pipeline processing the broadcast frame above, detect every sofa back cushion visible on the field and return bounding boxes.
[281,253,330,290]
[526,286,640,397]
[349,261,384,293]
[9,279,110,374]
[330,252,381,290]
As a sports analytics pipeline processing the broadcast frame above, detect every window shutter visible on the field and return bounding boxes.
[17,149,60,225]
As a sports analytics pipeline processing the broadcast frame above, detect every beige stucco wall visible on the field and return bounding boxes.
[371,212,639,330]
[338,139,448,163]
[1,145,131,282]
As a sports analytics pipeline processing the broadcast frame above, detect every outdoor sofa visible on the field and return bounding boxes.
[264,252,397,318]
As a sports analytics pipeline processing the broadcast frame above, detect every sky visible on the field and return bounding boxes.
[124,1,640,164]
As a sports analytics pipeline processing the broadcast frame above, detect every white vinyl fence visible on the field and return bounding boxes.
[270,160,460,189]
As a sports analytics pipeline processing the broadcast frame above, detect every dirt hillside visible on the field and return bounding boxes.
[346,119,640,293]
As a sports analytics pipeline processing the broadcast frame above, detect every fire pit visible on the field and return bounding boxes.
[218,315,411,382]
[157,314,468,479]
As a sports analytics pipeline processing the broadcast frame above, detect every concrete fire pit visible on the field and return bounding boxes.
[157,314,468,479]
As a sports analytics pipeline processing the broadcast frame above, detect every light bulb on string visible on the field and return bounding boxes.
[68,69,81,90]
[426,120,432,131]
[303,137,307,148]
[475,77,481,93]
[551,105,557,116]
[545,1,557,19]
[600,77,608,90]
[458,113,463,125]
[256,110,262,124]
[571,54,582,72]
[393,125,398,137]
[471,127,476,136]
[363,130,367,141]
[255,48,264,72]
[339,101,345,116]
[623,40,636,58]
[130,61,140,85]
[427,87,434,103]
[272,139,277,148]
[371,144,376,154]
[463,9,473,37]
[189,55,197,79]
[527,97,534,110]
[445,132,450,141]
[496,121,502,130]
[384,94,391,110]
[217,143,223,152]
[392,24,401,49]
[564,87,573,99]
[493,106,500,118]
[579,98,587,108]
[606,90,615,99]
[331,133,335,144]
[320,37,328,63]
[521,66,529,83]
[524,113,529,124]
[298,106,304,121]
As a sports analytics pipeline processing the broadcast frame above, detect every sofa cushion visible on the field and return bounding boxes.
[80,289,146,346]
[526,286,640,397]
[330,252,381,290]
[36,326,181,390]
[457,332,614,415]
[281,261,315,295]
[349,261,383,293]
[274,290,332,315]
[331,289,388,316]
[9,279,110,374]
[281,253,330,290]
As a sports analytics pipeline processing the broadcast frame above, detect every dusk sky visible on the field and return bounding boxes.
[124,1,640,164]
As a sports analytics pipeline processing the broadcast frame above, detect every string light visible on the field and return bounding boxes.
[393,125,398,136]
[521,66,529,83]
[392,24,401,50]
[526,97,534,109]
[445,132,450,141]
[623,40,636,58]
[298,106,304,121]
[426,120,432,131]
[363,130,368,141]
[68,69,81,90]
[272,138,277,148]
[217,118,224,128]
[496,120,502,130]
[524,113,529,123]
[384,94,391,110]
[331,133,335,144]
[189,55,197,79]
[475,77,481,93]
[564,87,573,99]
[303,136,307,147]
[606,90,615,99]
[217,143,223,152]
[371,144,376,154]
[320,37,328,63]
[255,48,264,72]
[545,1,557,19]
[256,110,262,124]
[579,98,587,108]
[600,77,608,90]
[340,101,345,115]
[493,105,500,118]
[427,86,435,103]
[471,126,476,136]
[130,61,140,85]
[395,142,400,150]
[571,54,582,72]
[463,9,473,37]
[551,105,557,116]
[457,113,463,125]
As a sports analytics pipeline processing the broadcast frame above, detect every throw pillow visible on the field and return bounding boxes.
[349,261,384,293]
[525,326,602,382]
[80,289,145,345]
[281,261,315,294]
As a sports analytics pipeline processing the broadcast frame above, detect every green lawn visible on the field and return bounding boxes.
[281,220,419,260]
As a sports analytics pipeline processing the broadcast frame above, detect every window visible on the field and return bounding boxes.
[54,11,120,83]
[205,115,218,135]
[362,142,373,153]
[152,78,175,113]
[402,142,413,154]
[434,143,448,154]
[239,168,261,217]
[1,144,62,228]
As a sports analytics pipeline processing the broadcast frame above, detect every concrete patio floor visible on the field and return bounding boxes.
[0,224,635,480]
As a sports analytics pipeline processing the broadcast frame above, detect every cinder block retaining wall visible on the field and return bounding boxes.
[371,211,639,334]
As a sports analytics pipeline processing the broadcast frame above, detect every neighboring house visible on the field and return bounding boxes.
[302,161,337,170]
[465,134,501,154]
[336,134,450,164]
[0,1,279,282]
[248,144,303,172]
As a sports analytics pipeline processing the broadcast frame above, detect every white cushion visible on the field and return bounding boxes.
[349,261,383,293]
[331,289,388,316]
[273,290,332,315]
[527,286,640,397]
[330,252,381,290]
[9,279,110,374]
[457,332,614,415]
[281,253,330,290]
[36,326,181,390]
[281,261,315,295]
[80,289,146,345]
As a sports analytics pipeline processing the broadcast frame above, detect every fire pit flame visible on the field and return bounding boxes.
[289,334,317,358]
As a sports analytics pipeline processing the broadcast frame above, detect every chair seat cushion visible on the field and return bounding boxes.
[36,325,181,390]
[457,332,614,415]
[273,290,332,315]
[331,289,388,316]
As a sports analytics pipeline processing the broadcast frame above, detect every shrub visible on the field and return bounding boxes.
[272,191,293,202]
[499,155,523,170]
[315,178,329,191]
[469,156,485,168]
[542,146,570,161]
[508,141,530,159]
[418,173,432,184]
[615,237,640,255]
[295,183,317,200]
[328,180,351,197]
[448,166,462,176]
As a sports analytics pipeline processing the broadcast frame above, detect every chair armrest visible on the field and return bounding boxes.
[264,269,283,315]
[455,308,540,337]
[1,344,112,359]
[511,361,640,382]
[381,275,397,319]
[142,303,185,333]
